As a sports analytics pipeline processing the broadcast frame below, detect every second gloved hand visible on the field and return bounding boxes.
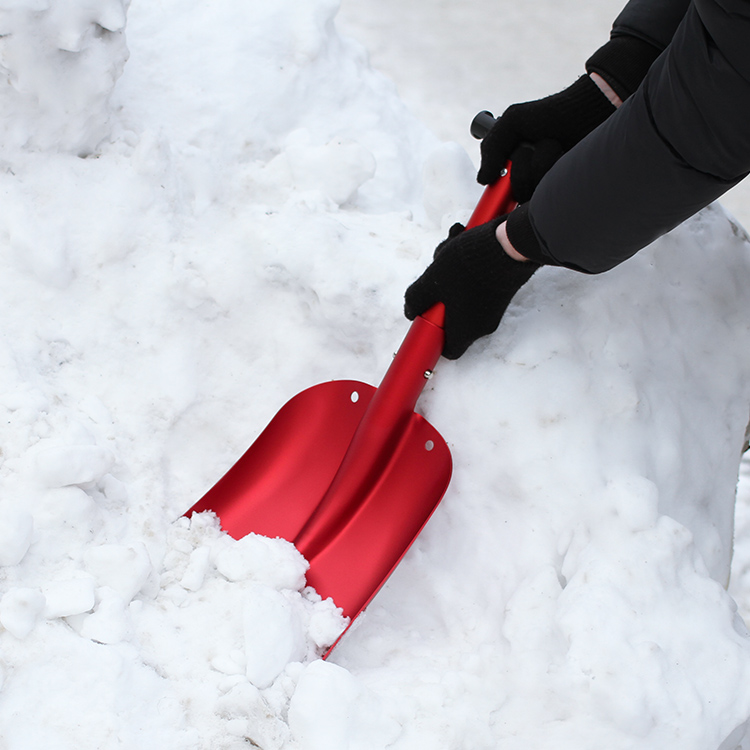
[404,218,540,360]
[478,36,662,199]
[477,75,616,199]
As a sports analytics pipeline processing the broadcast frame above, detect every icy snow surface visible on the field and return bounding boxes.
[2,0,750,748]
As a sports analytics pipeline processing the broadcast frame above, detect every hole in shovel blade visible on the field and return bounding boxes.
[425,440,435,451]
[350,391,359,403]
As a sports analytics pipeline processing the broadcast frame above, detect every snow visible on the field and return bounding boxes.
[1,0,750,747]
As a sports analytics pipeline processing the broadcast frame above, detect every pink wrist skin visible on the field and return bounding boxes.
[589,71,623,108]
[496,220,529,262]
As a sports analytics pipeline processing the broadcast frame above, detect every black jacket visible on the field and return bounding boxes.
[515,0,750,273]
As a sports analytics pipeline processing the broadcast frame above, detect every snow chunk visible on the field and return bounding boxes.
[243,586,306,688]
[0,588,45,639]
[0,502,33,566]
[215,533,308,590]
[83,543,151,603]
[288,659,401,750]
[32,443,114,488]
[80,588,132,644]
[307,597,349,650]
[180,546,211,592]
[42,577,96,618]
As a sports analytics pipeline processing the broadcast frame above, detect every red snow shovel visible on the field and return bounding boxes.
[187,113,512,650]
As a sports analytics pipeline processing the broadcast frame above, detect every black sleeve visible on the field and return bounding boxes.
[611,0,692,48]
[517,0,750,274]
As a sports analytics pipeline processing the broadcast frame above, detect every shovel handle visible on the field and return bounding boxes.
[466,166,515,229]
[470,109,497,139]
[467,109,516,228]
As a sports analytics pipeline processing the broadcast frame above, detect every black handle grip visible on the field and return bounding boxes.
[470,110,497,140]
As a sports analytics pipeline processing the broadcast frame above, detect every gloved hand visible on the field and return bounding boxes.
[478,35,662,200]
[477,76,615,199]
[404,218,540,359]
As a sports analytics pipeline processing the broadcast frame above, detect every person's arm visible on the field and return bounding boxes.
[497,71,622,263]
[507,0,750,273]
[611,0,692,49]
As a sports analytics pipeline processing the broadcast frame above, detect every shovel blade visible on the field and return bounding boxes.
[187,379,452,621]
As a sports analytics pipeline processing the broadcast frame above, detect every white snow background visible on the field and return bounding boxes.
[2,0,750,748]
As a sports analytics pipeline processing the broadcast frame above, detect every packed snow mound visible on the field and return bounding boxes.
[113,0,456,216]
[0,0,128,154]
[1,0,750,748]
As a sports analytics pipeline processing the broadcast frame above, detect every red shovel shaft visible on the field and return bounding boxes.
[467,165,515,228]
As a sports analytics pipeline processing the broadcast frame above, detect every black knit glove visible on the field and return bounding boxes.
[404,218,540,359]
[477,76,614,198]
[478,35,661,200]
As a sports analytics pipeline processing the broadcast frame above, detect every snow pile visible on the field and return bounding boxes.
[1,0,750,747]
[332,206,750,750]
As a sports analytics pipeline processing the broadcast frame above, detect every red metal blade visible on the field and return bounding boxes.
[189,380,377,544]
[187,313,451,624]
